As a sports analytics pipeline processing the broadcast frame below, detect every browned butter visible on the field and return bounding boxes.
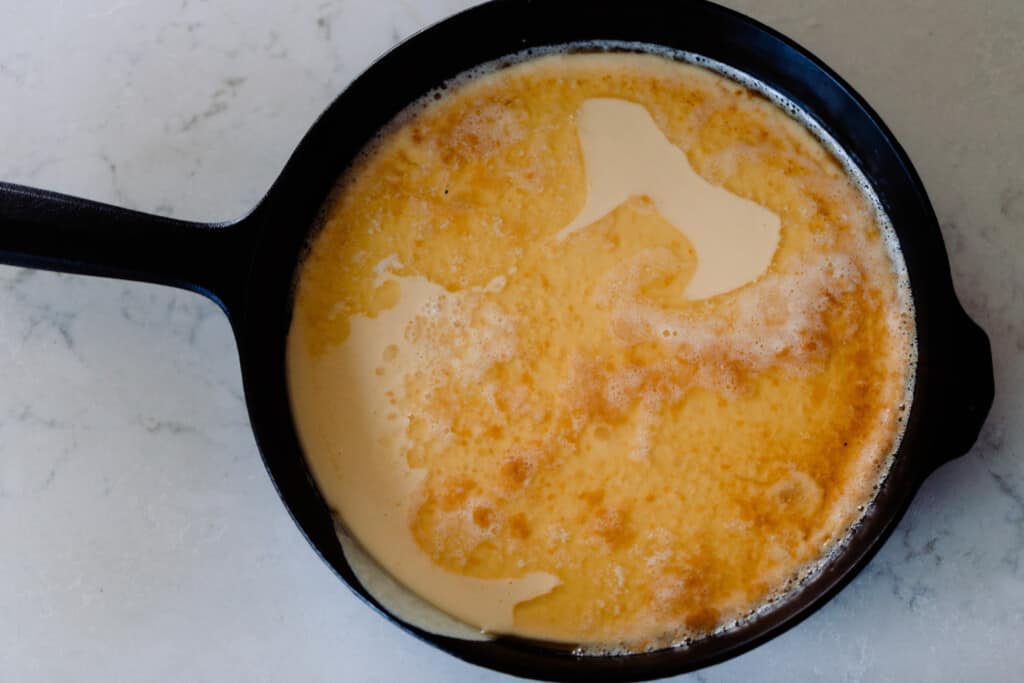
[287,51,914,651]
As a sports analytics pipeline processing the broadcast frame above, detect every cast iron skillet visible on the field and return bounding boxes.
[0,0,994,680]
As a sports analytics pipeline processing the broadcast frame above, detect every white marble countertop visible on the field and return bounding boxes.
[1,1,1021,680]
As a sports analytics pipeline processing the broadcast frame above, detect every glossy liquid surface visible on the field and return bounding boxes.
[288,52,914,650]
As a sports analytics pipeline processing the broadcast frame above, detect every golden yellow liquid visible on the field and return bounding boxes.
[288,52,914,650]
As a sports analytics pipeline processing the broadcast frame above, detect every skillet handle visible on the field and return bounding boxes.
[0,182,253,316]
[934,300,994,467]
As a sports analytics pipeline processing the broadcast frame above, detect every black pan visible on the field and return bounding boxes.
[0,0,993,680]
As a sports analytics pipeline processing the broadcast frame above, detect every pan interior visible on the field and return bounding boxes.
[284,43,917,654]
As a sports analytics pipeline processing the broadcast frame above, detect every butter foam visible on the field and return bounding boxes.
[288,49,916,651]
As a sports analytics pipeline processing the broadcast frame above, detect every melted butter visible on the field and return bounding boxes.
[334,524,492,640]
[287,276,559,634]
[288,50,914,651]
[556,98,780,299]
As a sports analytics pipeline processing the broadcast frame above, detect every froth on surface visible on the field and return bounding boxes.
[287,50,916,651]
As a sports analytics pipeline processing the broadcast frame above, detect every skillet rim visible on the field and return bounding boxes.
[232,1,991,679]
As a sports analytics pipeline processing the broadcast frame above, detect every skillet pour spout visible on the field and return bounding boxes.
[0,0,994,679]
